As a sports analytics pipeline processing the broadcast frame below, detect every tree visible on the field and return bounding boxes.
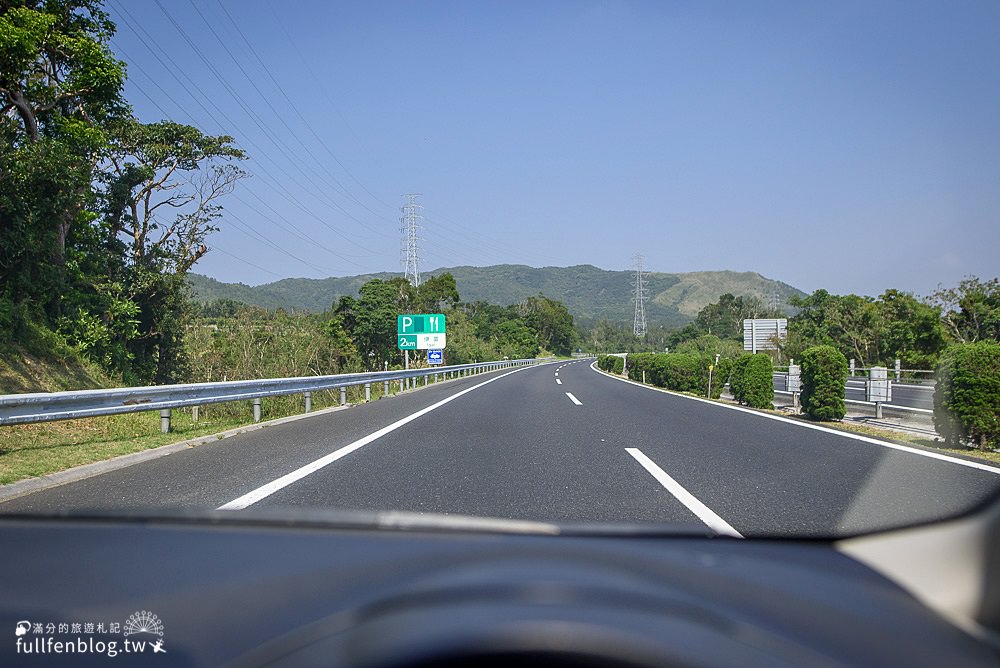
[694,293,781,341]
[335,278,414,370]
[929,277,1000,344]
[101,119,247,274]
[415,273,459,312]
[1,0,127,266]
[519,294,577,355]
[878,289,945,369]
[94,119,246,382]
[933,341,1000,450]
[1,0,129,333]
[494,319,539,359]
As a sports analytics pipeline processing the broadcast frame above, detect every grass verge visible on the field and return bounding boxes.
[801,419,1000,466]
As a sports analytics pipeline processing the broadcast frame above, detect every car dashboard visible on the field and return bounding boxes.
[1,507,998,667]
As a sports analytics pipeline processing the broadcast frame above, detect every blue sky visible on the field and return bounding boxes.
[106,0,999,297]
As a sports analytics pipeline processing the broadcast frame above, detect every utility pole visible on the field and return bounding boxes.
[400,193,423,287]
[632,253,648,337]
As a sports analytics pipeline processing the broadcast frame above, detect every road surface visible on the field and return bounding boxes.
[2,360,997,537]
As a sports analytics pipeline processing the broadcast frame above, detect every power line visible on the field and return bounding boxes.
[111,0,391,262]
[632,254,648,337]
[150,0,387,245]
[401,194,423,286]
[216,0,392,214]
[206,244,284,279]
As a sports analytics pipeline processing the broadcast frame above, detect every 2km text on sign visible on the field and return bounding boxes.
[397,314,447,350]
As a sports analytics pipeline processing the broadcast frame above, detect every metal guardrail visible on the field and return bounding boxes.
[0,358,553,429]
[772,372,934,413]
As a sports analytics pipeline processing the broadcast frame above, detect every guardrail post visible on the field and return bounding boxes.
[191,406,199,423]
[253,398,262,422]
[340,387,346,406]
[423,375,428,386]
[365,383,371,402]
[384,380,389,397]
[304,391,312,413]
[399,379,404,392]
[159,409,171,434]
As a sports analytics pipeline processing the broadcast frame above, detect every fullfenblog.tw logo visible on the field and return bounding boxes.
[14,611,167,656]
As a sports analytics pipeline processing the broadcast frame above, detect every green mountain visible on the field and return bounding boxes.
[187,265,805,328]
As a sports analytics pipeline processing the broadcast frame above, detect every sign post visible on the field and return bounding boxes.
[397,314,447,350]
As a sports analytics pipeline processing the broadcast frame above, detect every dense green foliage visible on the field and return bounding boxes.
[730,353,774,409]
[187,307,357,382]
[781,289,946,370]
[933,342,1000,450]
[799,346,848,421]
[929,277,1000,345]
[326,276,576,371]
[1,0,246,385]
[188,275,575,381]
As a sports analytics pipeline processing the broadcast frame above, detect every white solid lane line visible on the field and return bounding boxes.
[565,392,582,406]
[556,378,562,385]
[218,366,534,510]
[626,447,743,539]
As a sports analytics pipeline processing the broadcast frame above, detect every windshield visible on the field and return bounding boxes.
[1,0,998,540]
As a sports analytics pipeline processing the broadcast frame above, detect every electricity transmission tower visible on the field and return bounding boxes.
[632,254,648,337]
[400,193,423,286]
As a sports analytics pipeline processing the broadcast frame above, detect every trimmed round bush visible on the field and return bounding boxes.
[934,342,1000,450]
[742,353,775,409]
[729,355,750,404]
[611,355,624,374]
[800,345,848,421]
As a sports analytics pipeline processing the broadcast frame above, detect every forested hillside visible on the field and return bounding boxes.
[189,265,804,327]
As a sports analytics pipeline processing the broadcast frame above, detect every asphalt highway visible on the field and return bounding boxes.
[3,359,998,537]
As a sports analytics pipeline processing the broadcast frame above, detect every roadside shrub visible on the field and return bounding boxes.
[597,354,626,374]
[704,355,731,399]
[741,353,775,409]
[626,353,654,382]
[934,342,1000,450]
[625,352,718,395]
[658,353,703,393]
[800,345,848,421]
[729,355,750,403]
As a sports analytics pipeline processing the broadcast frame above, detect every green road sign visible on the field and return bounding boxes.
[398,314,447,350]
[397,314,446,335]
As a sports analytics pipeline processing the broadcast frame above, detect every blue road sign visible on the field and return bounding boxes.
[427,349,443,365]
